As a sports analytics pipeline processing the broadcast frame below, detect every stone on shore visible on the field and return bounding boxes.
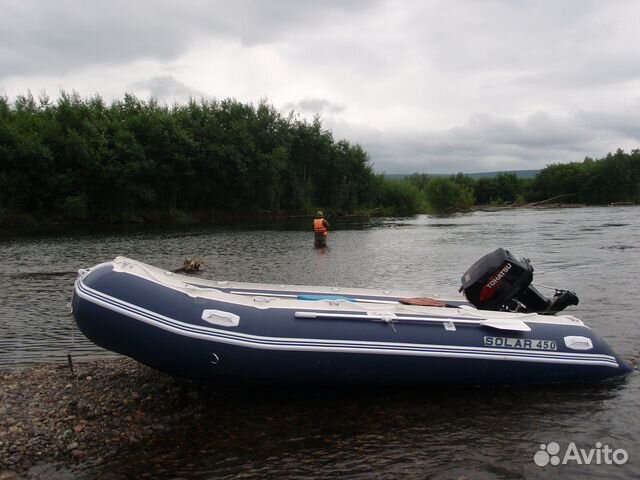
[0,358,201,477]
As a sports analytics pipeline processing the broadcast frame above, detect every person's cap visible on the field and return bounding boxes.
[317,211,323,216]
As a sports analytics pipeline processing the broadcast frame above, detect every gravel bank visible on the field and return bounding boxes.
[0,357,198,479]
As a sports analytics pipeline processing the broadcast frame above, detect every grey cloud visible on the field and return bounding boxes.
[328,109,640,174]
[282,98,346,115]
[403,0,640,95]
[3,0,639,177]
[510,55,640,89]
[450,112,593,149]
[1,1,191,76]
[132,75,202,103]
[0,0,379,78]
[573,109,640,140]
[415,1,608,72]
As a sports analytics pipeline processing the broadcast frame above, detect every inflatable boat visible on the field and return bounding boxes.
[71,250,632,385]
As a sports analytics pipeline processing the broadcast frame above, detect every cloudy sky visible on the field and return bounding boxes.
[2,0,640,173]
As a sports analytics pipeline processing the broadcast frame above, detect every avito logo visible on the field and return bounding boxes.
[534,442,628,466]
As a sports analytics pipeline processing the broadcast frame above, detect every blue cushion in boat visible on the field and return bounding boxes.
[297,294,354,302]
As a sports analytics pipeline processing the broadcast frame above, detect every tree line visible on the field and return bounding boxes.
[0,92,390,225]
[0,92,638,226]
[404,148,640,212]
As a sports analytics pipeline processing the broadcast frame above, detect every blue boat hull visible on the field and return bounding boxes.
[72,260,632,386]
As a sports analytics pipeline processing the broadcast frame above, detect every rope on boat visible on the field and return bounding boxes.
[66,300,75,373]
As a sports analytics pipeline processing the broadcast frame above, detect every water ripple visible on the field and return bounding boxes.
[2,206,639,479]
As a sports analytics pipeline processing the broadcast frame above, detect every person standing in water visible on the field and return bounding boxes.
[313,211,330,248]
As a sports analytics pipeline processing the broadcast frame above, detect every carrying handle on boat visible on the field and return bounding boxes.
[294,311,531,332]
[479,318,531,332]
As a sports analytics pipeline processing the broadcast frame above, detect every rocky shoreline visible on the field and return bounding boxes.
[3,357,636,479]
[0,357,201,479]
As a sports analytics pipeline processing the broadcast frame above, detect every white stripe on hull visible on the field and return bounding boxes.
[74,279,620,369]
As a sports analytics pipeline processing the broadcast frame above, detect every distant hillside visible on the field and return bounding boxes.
[385,169,540,180]
[466,169,540,179]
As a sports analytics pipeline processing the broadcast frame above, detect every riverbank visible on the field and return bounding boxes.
[0,209,381,236]
[0,357,202,478]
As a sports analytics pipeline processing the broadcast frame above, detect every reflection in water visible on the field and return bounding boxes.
[2,206,640,479]
[63,372,626,478]
[73,378,633,480]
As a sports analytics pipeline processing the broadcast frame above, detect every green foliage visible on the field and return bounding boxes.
[408,150,640,210]
[371,177,424,216]
[1,90,637,226]
[404,174,474,213]
[422,177,474,213]
[529,149,640,204]
[62,193,88,221]
[0,92,390,224]
[473,173,526,205]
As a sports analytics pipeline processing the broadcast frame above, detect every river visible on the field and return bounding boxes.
[1,206,638,479]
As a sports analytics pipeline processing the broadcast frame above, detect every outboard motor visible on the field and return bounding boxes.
[460,248,579,315]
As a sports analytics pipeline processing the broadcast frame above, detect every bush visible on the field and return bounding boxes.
[62,194,88,221]
[378,179,424,216]
[424,177,474,213]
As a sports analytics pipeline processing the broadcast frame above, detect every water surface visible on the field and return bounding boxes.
[1,207,638,479]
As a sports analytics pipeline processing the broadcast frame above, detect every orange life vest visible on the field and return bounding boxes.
[313,218,328,234]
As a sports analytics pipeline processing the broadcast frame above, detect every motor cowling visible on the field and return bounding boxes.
[460,248,579,315]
